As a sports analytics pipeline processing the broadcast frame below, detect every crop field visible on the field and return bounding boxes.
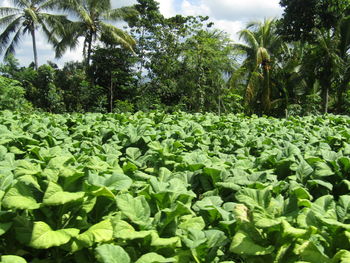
[1,111,350,263]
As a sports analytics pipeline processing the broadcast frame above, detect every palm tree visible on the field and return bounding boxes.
[336,15,350,112]
[56,0,137,66]
[231,19,283,114]
[0,0,69,69]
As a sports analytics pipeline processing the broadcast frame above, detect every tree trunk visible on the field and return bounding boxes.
[110,74,113,113]
[86,31,93,66]
[138,27,146,87]
[30,28,38,70]
[218,84,221,115]
[261,65,271,114]
[322,86,329,114]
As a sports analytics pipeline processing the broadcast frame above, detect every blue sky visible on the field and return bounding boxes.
[0,0,283,67]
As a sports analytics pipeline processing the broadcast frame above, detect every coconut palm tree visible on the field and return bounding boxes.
[56,0,137,66]
[231,19,283,114]
[0,0,69,69]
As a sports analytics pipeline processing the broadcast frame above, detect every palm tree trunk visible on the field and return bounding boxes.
[86,30,93,66]
[138,27,146,87]
[30,28,38,70]
[320,70,330,114]
[110,74,113,113]
[322,86,329,114]
[261,66,271,113]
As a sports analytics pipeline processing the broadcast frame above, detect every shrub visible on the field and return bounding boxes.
[0,75,32,111]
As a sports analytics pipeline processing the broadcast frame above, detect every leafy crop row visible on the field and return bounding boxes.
[1,111,350,262]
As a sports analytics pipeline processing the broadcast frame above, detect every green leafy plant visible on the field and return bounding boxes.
[0,76,32,111]
[0,111,350,262]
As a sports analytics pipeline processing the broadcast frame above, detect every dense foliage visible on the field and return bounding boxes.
[0,76,32,112]
[1,111,350,262]
[2,0,350,116]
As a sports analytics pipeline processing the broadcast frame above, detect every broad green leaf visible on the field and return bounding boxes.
[294,241,332,263]
[235,188,271,210]
[95,244,130,263]
[0,222,12,236]
[17,175,41,190]
[78,219,114,245]
[333,250,350,263]
[205,229,228,248]
[0,174,14,191]
[194,196,223,211]
[182,229,207,249]
[338,196,350,222]
[89,185,115,199]
[150,231,181,247]
[18,221,79,249]
[47,155,74,169]
[307,179,333,191]
[291,187,312,200]
[88,173,132,191]
[313,162,334,177]
[116,194,151,227]
[291,160,313,181]
[2,182,40,210]
[14,160,41,176]
[43,182,84,206]
[230,230,274,256]
[113,219,151,240]
[178,216,205,230]
[281,220,307,238]
[135,253,175,263]
[0,255,27,263]
[126,147,142,161]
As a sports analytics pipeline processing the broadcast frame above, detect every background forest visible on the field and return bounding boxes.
[1,0,350,117]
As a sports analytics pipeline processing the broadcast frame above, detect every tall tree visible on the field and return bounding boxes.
[88,47,137,112]
[127,0,164,86]
[0,0,68,69]
[56,0,137,66]
[232,19,283,114]
[278,0,350,42]
[180,29,236,112]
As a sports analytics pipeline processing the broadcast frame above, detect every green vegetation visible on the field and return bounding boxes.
[1,1,350,262]
[0,0,350,116]
[1,111,350,262]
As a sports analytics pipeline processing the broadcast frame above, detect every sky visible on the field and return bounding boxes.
[0,0,284,67]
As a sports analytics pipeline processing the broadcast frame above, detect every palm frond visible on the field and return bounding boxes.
[37,0,61,11]
[0,14,21,29]
[53,21,84,58]
[0,7,21,16]
[100,22,136,52]
[75,5,93,25]
[38,12,70,33]
[88,0,111,13]
[4,26,23,57]
[105,6,138,21]
[239,29,259,51]
[10,0,30,8]
[0,16,22,55]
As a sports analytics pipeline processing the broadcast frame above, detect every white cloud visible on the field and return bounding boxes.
[181,0,210,16]
[180,0,283,41]
[207,0,282,21]
[158,0,177,18]
[111,0,137,8]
